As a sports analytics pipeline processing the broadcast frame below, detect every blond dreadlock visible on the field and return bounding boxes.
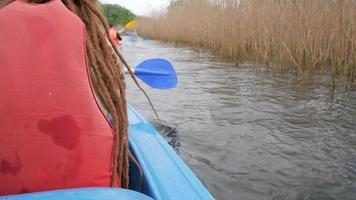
[1,0,136,187]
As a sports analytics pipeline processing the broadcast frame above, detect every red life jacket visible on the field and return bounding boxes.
[0,0,116,195]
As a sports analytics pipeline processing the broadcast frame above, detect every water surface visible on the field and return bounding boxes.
[122,37,356,200]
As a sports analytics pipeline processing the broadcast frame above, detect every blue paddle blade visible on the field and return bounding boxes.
[134,59,178,89]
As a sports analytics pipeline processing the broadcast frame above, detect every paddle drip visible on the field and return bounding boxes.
[151,120,181,154]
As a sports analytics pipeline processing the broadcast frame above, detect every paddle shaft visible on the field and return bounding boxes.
[106,32,160,119]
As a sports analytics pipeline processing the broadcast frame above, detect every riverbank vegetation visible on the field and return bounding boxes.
[138,0,356,85]
[101,3,135,26]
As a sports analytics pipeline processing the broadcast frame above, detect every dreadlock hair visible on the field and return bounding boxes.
[3,0,133,187]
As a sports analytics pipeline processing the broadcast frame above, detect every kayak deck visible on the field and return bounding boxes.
[0,188,152,200]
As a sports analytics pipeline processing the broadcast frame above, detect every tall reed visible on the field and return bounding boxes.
[138,0,356,83]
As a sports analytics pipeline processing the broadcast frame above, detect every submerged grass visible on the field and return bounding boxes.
[138,0,356,83]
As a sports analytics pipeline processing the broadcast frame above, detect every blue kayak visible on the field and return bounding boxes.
[1,106,214,200]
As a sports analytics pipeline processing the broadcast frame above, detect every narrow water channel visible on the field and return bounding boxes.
[122,37,356,200]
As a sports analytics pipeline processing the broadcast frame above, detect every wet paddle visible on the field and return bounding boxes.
[133,59,178,89]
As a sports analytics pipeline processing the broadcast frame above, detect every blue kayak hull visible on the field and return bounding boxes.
[0,188,152,200]
[127,106,214,200]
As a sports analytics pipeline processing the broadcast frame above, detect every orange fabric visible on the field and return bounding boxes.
[0,0,117,195]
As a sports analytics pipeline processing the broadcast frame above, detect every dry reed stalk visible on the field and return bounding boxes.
[138,0,356,82]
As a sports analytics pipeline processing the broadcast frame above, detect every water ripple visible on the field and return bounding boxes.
[123,37,356,200]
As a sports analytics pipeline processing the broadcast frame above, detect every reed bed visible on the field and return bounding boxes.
[138,0,356,83]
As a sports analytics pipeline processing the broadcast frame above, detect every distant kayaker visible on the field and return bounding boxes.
[0,0,129,195]
[109,25,122,49]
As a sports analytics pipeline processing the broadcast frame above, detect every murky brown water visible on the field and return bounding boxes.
[122,37,356,200]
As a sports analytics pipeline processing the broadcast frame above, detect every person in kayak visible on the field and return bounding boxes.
[0,0,130,195]
[109,24,122,49]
